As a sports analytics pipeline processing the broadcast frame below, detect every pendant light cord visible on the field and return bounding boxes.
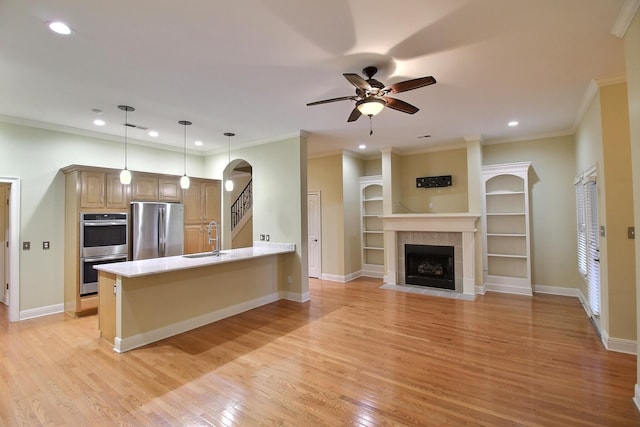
[124,109,128,169]
[183,124,187,175]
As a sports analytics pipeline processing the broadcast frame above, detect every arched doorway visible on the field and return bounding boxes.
[223,160,253,249]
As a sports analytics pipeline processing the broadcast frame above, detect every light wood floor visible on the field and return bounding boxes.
[1,277,639,426]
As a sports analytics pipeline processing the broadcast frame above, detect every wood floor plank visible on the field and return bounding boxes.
[1,277,639,426]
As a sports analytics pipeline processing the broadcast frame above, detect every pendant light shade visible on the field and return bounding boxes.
[118,105,135,185]
[224,132,235,192]
[179,120,192,189]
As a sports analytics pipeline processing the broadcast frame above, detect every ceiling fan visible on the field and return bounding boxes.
[307,66,436,122]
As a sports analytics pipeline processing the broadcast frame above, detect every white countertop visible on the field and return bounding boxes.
[94,242,296,278]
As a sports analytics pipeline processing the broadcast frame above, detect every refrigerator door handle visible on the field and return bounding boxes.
[158,207,165,257]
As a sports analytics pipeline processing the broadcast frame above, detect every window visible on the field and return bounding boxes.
[575,171,600,316]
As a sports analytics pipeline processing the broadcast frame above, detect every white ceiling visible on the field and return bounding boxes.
[0,0,631,157]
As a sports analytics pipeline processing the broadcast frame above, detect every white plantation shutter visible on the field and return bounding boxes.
[575,183,587,275]
[585,180,600,316]
[575,172,600,317]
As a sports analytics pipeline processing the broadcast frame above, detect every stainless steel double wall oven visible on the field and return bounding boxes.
[79,213,128,295]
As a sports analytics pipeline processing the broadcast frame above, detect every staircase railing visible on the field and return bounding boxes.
[231,179,252,230]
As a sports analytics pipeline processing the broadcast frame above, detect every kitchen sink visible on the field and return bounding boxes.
[182,251,228,258]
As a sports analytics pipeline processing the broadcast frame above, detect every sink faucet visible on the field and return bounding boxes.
[207,221,219,255]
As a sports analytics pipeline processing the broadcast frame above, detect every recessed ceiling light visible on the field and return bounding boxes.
[93,119,105,126]
[47,21,72,35]
[508,121,519,127]
[194,140,203,146]
[148,130,159,137]
[358,144,366,150]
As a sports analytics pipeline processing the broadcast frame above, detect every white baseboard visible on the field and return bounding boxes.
[115,292,281,353]
[320,271,362,283]
[533,285,581,297]
[634,384,640,413]
[20,303,64,320]
[361,269,384,279]
[475,284,487,295]
[485,283,533,296]
[605,336,637,355]
[282,290,310,303]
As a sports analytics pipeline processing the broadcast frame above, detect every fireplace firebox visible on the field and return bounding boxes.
[405,244,455,290]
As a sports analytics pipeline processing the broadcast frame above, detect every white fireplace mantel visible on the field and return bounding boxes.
[382,214,480,296]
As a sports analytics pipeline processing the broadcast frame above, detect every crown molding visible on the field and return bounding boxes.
[611,0,640,37]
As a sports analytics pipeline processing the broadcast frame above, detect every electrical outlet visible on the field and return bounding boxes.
[22,241,30,250]
[43,241,50,250]
[266,234,270,241]
[260,234,265,241]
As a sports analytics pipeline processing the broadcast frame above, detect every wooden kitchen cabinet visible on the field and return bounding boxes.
[106,172,130,209]
[79,170,130,211]
[80,171,106,209]
[131,175,159,201]
[183,179,221,254]
[159,177,182,202]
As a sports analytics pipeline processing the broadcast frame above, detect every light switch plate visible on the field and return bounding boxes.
[600,226,606,237]
[22,241,30,250]
[629,227,635,239]
[43,241,50,250]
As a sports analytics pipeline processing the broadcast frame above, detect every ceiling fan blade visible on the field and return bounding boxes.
[347,107,362,122]
[384,76,436,94]
[343,73,371,90]
[383,97,419,114]
[306,96,356,106]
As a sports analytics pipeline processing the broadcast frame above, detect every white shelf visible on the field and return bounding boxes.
[487,253,527,259]
[486,191,525,196]
[482,162,532,294]
[361,177,384,269]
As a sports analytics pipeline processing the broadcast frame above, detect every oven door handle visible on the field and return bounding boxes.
[82,221,127,227]
[83,255,128,262]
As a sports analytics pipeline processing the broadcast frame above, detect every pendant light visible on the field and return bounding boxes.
[118,105,135,185]
[224,132,235,192]
[178,120,192,189]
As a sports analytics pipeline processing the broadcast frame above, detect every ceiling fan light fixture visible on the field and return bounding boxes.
[356,97,385,116]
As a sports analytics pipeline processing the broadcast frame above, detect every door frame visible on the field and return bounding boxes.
[0,177,21,322]
[307,191,321,278]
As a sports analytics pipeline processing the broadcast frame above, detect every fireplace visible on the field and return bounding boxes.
[405,244,455,290]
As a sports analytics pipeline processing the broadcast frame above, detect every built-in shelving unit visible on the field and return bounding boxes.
[481,162,532,295]
[360,176,384,277]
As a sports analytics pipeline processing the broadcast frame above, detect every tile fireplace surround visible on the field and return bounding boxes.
[382,214,480,296]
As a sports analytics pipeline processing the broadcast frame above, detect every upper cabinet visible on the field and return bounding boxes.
[75,169,130,211]
[481,162,532,295]
[131,174,182,202]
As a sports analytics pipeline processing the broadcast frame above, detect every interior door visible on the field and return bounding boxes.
[307,192,321,278]
[0,184,7,304]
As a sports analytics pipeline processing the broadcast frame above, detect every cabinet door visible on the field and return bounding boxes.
[106,173,130,209]
[184,224,204,254]
[183,181,203,223]
[80,171,105,209]
[131,175,158,201]
[202,181,221,222]
[159,177,182,202]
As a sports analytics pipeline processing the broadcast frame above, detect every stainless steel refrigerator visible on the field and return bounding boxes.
[131,202,184,260]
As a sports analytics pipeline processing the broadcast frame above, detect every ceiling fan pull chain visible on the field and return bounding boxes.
[369,115,373,136]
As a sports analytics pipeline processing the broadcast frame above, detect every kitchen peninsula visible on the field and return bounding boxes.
[95,242,296,353]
